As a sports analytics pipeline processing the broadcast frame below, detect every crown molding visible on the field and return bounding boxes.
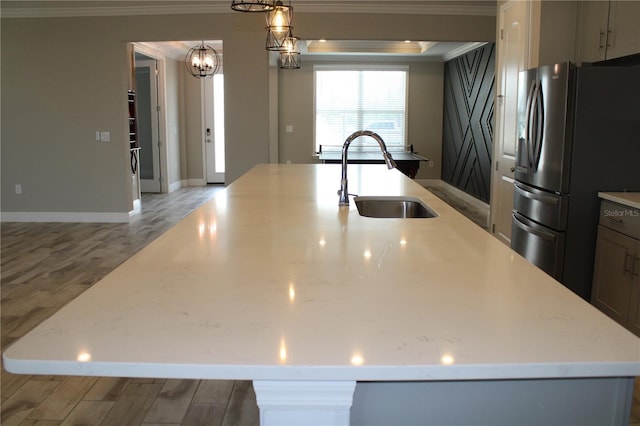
[0,5,230,18]
[1,2,495,18]
[297,4,495,16]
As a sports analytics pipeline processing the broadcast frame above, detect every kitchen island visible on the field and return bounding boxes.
[4,164,639,425]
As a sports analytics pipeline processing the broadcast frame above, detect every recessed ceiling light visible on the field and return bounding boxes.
[319,39,327,43]
[404,40,411,43]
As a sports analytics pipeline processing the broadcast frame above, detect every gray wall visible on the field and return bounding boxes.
[278,61,445,180]
[1,12,495,217]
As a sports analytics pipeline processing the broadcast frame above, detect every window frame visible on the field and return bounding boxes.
[313,64,410,154]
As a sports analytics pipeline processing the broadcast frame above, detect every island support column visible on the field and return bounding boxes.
[253,380,357,426]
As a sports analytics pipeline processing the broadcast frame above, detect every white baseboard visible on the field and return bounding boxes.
[1,211,130,223]
[187,179,206,187]
[168,180,184,193]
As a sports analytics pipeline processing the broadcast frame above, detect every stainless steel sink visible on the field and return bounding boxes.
[354,196,438,218]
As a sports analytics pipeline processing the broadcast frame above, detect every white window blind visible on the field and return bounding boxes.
[314,66,408,152]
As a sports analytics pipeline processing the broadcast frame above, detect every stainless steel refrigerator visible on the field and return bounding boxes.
[510,62,640,301]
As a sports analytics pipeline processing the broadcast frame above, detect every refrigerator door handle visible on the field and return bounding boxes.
[518,81,536,173]
[525,81,537,170]
[514,182,559,205]
[512,212,557,242]
[532,81,545,170]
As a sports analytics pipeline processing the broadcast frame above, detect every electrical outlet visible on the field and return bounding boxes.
[428,160,434,168]
[15,184,22,194]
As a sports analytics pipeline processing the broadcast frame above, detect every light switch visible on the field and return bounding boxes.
[100,131,111,142]
[286,125,293,133]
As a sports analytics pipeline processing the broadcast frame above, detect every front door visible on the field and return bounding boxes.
[136,60,161,193]
[204,74,225,184]
[490,0,530,245]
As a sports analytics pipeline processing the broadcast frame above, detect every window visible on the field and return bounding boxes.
[314,66,408,153]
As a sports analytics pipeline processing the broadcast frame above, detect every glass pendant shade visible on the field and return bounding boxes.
[281,35,299,52]
[279,35,300,69]
[185,42,220,79]
[280,51,301,69]
[230,0,274,12]
[266,26,294,51]
[265,1,293,51]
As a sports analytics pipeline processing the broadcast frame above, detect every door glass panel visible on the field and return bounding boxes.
[214,74,225,173]
[135,67,154,180]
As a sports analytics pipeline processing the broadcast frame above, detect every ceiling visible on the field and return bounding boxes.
[1,1,496,18]
[3,1,494,62]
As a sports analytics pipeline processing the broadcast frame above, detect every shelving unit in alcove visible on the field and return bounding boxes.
[128,90,141,206]
[128,90,138,147]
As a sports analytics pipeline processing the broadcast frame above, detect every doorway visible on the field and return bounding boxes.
[135,56,162,193]
[490,0,532,246]
[204,74,225,184]
[131,40,225,192]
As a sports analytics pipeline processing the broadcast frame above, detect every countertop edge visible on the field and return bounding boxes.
[4,355,639,382]
[598,192,640,209]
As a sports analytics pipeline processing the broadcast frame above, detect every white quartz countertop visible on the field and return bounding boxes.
[598,192,640,209]
[4,165,640,381]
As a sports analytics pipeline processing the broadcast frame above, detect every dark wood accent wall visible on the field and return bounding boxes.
[442,43,495,203]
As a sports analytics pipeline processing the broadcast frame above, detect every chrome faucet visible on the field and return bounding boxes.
[338,130,397,206]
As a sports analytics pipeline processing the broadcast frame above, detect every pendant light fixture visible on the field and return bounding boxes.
[279,35,301,69]
[185,42,221,79]
[265,0,293,51]
[279,51,301,69]
[230,0,274,12]
[230,0,301,70]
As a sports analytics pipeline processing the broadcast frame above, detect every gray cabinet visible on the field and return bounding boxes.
[576,1,640,62]
[591,200,640,336]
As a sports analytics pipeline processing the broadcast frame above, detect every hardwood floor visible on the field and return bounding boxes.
[1,186,259,426]
[2,185,638,425]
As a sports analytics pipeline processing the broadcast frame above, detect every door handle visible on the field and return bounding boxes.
[624,252,633,274]
[606,216,624,224]
[514,182,558,205]
[533,82,544,170]
[510,167,515,173]
[599,31,606,50]
[512,212,556,241]
[524,81,536,169]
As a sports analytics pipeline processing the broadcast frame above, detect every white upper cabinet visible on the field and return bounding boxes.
[576,0,640,62]
[606,1,640,60]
